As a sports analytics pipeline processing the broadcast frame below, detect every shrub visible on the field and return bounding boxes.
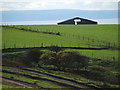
[57,51,89,70]
[39,51,57,65]
[99,60,115,67]
[2,54,25,67]
[10,76,14,79]
[49,46,63,52]
[87,65,119,84]
[85,66,108,81]
[23,49,43,66]
[88,65,107,73]
[39,51,89,71]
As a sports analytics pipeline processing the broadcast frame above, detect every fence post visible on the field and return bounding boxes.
[41,43,43,47]
[34,43,35,47]
[113,43,116,48]
[107,42,110,48]
[14,44,16,48]
[61,44,63,47]
[3,43,5,49]
[88,44,90,48]
[23,44,26,48]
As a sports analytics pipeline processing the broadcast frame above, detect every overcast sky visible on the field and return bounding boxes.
[1,0,119,11]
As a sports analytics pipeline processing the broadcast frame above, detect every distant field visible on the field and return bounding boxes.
[15,24,118,44]
[2,24,119,60]
[2,27,89,48]
[3,24,118,48]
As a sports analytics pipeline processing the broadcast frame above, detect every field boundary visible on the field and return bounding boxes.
[2,46,109,52]
[3,25,118,49]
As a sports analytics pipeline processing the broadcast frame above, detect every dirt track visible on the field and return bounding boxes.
[2,65,100,89]
[2,77,43,88]
[2,70,81,88]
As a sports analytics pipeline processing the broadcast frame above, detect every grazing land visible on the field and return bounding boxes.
[2,24,119,89]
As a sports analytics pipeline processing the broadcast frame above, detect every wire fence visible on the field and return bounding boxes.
[2,25,119,61]
[2,42,118,62]
[3,25,118,49]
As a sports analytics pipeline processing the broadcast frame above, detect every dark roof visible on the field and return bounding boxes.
[58,17,97,23]
[57,17,97,24]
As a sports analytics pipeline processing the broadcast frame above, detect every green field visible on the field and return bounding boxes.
[2,24,119,89]
[15,24,118,44]
[2,24,119,60]
[3,25,118,48]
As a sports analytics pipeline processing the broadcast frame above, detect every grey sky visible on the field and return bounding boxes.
[1,0,119,11]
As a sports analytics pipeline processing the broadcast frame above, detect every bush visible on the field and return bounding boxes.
[23,49,43,66]
[3,54,25,67]
[10,76,14,79]
[39,51,57,65]
[49,46,63,52]
[88,65,107,73]
[99,60,115,67]
[85,66,108,81]
[87,65,119,84]
[40,51,89,71]
[57,51,89,70]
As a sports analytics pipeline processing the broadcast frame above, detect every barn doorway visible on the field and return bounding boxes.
[74,19,81,25]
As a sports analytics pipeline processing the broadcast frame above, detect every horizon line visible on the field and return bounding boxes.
[0,9,119,11]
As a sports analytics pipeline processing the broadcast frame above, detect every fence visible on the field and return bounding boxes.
[3,25,118,49]
[2,43,118,62]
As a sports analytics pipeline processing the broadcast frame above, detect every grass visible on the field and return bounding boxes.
[3,27,89,48]
[14,24,118,44]
[27,66,119,88]
[2,60,119,88]
[2,66,84,88]
[65,49,119,61]
[3,24,118,48]
[2,72,63,88]
[2,24,119,89]
[2,24,118,60]
[2,80,24,88]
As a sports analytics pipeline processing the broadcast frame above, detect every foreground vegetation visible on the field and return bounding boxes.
[2,48,119,89]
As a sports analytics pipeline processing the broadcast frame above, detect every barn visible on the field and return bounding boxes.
[57,17,97,25]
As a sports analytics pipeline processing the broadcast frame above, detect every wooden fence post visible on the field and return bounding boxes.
[61,44,63,47]
[3,43,5,49]
[14,44,16,48]
[41,43,43,47]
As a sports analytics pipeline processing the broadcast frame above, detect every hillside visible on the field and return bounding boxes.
[2,24,119,89]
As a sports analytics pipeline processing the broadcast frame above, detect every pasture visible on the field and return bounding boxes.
[2,24,119,60]
[2,24,119,89]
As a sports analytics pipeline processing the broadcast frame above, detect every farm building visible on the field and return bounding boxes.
[57,17,97,25]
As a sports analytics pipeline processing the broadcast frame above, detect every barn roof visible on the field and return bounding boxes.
[57,17,97,24]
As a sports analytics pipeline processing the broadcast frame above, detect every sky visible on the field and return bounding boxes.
[0,0,119,11]
[0,0,119,24]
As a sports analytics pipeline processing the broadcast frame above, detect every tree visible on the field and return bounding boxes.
[23,49,43,66]
[49,46,63,52]
[39,51,89,71]
[39,51,57,65]
[57,51,89,70]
